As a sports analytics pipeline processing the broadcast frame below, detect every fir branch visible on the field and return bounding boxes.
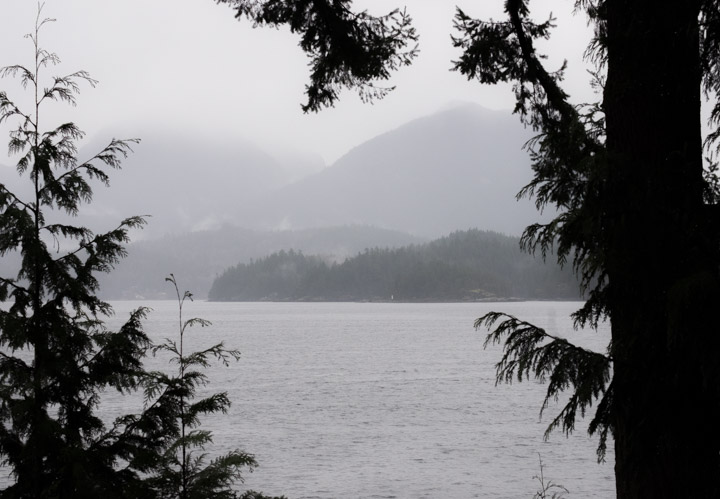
[52,216,147,267]
[218,0,418,112]
[39,71,98,107]
[37,138,140,210]
[0,278,27,302]
[0,184,34,213]
[42,223,93,241]
[192,450,258,494]
[478,311,612,460]
[0,91,34,127]
[187,392,232,418]
[0,65,36,89]
[183,343,241,369]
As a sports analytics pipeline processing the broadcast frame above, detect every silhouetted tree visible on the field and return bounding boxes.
[0,10,280,498]
[459,2,720,497]
[218,1,720,497]
[0,8,155,497]
[143,275,256,498]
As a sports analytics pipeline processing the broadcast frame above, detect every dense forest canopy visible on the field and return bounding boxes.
[209,229,579,302]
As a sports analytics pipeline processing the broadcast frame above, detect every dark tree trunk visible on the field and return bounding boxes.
[604,1,720,497]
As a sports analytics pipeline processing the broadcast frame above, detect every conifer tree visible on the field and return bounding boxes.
[455,2,720,496]
[0,8,157,497]
[143,275,256,498]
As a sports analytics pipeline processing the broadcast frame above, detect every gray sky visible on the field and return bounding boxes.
[0,0,594,166]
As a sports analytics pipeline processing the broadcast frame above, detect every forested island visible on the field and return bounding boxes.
[208,229,580,302]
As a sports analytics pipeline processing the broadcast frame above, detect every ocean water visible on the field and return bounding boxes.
[102,300,615,498]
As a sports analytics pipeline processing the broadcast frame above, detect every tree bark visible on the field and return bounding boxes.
[604,1,720,496]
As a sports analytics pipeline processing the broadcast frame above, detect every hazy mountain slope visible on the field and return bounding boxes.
[3,129,326,239]
[96,225,425,299]
[83,130,293,238]
[2,131,296,238]
[239,104,541,237]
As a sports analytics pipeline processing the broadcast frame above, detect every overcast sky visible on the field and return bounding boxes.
[0,0,594,165]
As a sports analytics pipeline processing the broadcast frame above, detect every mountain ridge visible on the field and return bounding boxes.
[235,103,542,237]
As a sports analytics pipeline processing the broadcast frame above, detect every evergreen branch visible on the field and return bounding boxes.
[121,371,184,434]
[37,137,139,204]
[478,311,612,459]
[27,9,57,50]
[177,370,210,391]
[519,219,565,261]
[218,0,418,112]
[479,310,611,378]
[0,65,36,89]
[0,92,34,127]
[183,317,212,331]
[153,338,180,358]
[451,2,600,163]
[0,184,33,214]
[36,48,60,69]
[139,371,177,407]
[0,201,35,257]
[0,351,29,369]
[191,450,258,494]
[79,308,151,389]
[183,343,241,369]
[504,0,576,124]
[701,2,720,155]
[187,393,232,420]
[8,133,35,161]
[0,278,27,301]
[42,122,84,149]
[180,429,213,447]
[42,223,93,241]
[0,354,33,400]
[89,380,179,467]
[39,71,98,106]
[52,216,147,266]
[587,378,613,462]
[80,136,140,169]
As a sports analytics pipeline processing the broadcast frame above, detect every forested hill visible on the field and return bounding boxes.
[208,229,580,302]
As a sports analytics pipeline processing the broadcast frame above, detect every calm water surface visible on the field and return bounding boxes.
[102,301,614,498]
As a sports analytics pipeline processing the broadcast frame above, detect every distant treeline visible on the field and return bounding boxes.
[208,229,580,302]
